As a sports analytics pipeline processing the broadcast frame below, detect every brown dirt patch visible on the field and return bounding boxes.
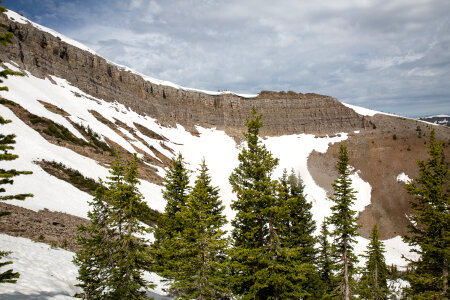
[0,202,89,252]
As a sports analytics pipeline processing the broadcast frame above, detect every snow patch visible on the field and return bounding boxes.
[397,172,412,184]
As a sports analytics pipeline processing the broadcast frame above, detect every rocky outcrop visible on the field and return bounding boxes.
[0,14,367,139]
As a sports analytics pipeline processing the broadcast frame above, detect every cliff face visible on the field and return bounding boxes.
[0,14,367,138]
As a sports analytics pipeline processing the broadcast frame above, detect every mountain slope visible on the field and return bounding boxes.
[0,9,449,299]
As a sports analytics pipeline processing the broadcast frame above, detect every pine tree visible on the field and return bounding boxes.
[229,108,312,299]
[74,181,112,299]
[74,153,153,299]
[403,128,449,298]
[151,153,190,287]
[0,1,31,285]
[317,220,334,297]
[328,144,360,300]
[277,169,323,298]
[169,160,230,299]
[358,224,389,299]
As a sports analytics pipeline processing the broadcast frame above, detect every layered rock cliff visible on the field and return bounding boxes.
[0,13,367,139]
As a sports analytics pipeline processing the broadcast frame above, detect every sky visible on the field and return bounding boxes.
[3,0,450,117]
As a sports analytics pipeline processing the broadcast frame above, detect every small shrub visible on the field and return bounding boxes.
[38,234,45,241]
[393,134,397,140]
[50,241,58,249]
[74,123,114,155]
[28,113,47,124]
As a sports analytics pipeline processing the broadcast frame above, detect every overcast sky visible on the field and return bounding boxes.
[4,0,450,117]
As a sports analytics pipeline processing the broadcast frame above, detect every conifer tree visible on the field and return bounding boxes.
[317,220,334,297]
[277,170,323,297]
[0,1,31,285]
[403,128,449,298]
[358,224,389,299]
[74,153,153,299]
[328,144,360,300]
[152,153,190,286]
[169,160,230,298]
[229,108,313,298]
[74,181,112,299]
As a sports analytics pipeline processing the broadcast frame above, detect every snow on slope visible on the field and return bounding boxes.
[342,102,400,117]
[0,234,171,299]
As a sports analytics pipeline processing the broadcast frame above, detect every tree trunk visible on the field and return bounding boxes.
[344,250,350,300]
[443,258,448,298]
[375,263,379,299]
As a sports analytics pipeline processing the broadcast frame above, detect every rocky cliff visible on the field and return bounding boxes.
[0,13,367,139]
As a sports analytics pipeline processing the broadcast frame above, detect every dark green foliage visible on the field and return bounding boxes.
[74,123,114,155]
[74,153,154,299]
[41,160,159,226]
[317,220,335,297]
[228,108,320,299]
[0,251,19,284]
[168,160,230,298]
[152,153,190,283]
[403,129,449,298]
[42,160,100,192]
[276,170,323,298]
[328,144,360,299]
[0,0,31,285]
[28,113,47,124]
[393,134,397,140]
[42,123,89,146]
[358,224,389,299]
[28,115,113,154]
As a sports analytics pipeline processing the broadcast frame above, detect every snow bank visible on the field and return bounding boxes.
[0,234,80,299]
[0,234,172,299]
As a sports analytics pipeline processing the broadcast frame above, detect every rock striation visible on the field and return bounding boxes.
[0,14,367,139]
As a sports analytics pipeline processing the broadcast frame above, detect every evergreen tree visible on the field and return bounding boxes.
[328,144,360,300]
[151,153,190,287]
[277,170,323,298]
[229,108,314,299]
[403,128,449,298]
[74,181,112,299]
[358,224,389,299]
[74,153,153,299]
[0,1,31,285]
[169,160,230,299]
[317,220,334,297]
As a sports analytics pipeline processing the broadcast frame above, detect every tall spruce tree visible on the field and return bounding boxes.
[358,224,389,299]
[0,2,31,285]
[169,160,230,298]
[229,108,312,299]
[403,128,449,298]
[317,220,334,297]
[328,144,360,300]
[74,153,153,299]
[152,153,190,288]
